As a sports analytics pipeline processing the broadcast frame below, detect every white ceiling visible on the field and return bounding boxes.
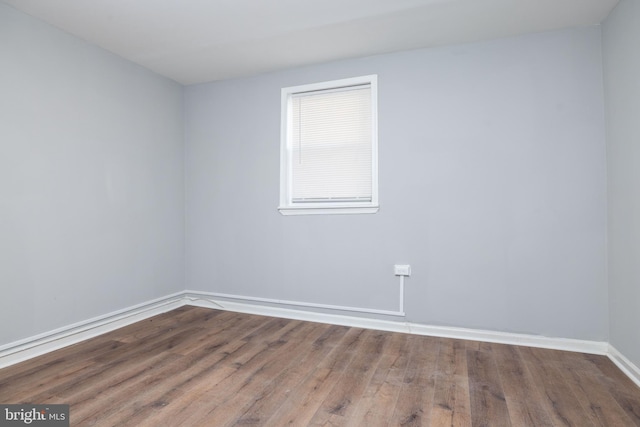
[3,0,619,85]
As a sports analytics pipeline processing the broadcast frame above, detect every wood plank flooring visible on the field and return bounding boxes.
[1,306,639,426]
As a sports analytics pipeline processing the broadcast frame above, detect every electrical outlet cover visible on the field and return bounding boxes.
[394,264,411,276]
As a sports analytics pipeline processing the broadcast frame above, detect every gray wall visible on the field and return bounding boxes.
[0,4,184,345]
[185,27,608,341]
[603,0,640,368]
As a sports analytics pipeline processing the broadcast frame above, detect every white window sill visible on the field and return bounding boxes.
[278,205,379,216]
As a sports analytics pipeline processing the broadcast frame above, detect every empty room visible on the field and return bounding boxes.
[1,0,639,425]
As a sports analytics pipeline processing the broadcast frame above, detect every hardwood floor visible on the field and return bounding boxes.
[1,306,639,426]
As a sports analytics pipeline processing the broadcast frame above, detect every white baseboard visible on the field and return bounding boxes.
[0,292,184,369]
[608,344,640,388]
[184,289,405,317]
[0,290,623,382]
[184,291,609,356]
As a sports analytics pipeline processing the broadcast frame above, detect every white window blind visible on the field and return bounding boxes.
[279,75,378,215]
[290,85,372,203]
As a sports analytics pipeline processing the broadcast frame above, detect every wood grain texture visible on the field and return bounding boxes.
[431,339,472,427]
[467,348,511,427]
[1,306,639,426]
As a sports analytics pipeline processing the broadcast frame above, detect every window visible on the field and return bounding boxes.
[279,75,378,215]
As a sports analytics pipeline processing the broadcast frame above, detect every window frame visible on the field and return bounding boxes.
[278,75,379,216]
